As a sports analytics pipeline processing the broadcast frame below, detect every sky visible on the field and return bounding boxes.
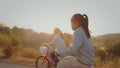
[0,0,120,36]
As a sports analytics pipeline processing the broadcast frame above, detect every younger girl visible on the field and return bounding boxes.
[42,28,66,66]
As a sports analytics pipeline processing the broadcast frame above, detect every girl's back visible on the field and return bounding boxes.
[53,34,66,54]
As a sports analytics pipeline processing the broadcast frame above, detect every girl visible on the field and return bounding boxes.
[42,28,66,66]
[57,13,94,68]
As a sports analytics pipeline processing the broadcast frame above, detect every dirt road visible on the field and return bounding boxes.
[0,62,35,68]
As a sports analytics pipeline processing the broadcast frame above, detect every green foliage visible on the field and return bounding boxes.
[0,26,11,35]
[0,24,120,68]
[13,48,40,59]
[0,33,12,47]
[10,35,22,46]
[0,24,120,67]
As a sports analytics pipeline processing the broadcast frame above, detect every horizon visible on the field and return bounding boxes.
[0,0,120,36]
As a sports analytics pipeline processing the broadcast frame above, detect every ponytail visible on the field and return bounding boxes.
[59,30,64,39]
[71,13,91,38]
[82,14,90,38]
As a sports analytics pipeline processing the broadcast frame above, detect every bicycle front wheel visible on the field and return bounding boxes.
[36,56,50,68]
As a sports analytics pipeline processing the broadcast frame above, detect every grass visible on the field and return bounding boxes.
[13,48,40,59]
[0,56,36,66]
[0,47,40,66]
[1,47,120,68]
[94,57,120,68]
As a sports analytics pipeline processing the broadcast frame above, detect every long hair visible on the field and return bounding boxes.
[54,28,63,39]
[71,13,91,38]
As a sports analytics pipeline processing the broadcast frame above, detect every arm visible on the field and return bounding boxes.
[44,35,57,46]
[58,29,83,56]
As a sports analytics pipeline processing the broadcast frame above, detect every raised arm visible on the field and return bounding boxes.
[43,35,58,46]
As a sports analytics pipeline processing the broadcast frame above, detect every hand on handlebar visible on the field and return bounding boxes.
[55,52,60,57]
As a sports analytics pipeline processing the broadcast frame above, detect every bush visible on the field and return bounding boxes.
[0,33,12,47]
[2,45,14,58]
[0,47,4,57]
[13,48,40,59]
[95,40,120,60]
[106,41,120,58]
[95,48,107,61]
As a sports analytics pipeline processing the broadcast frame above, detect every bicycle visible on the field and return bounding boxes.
[36,46,59,68]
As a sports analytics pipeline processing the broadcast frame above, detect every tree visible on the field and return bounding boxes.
[0,33,11,47]
[0,26,11,35]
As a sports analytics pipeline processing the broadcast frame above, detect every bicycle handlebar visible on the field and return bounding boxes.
[42,44,51,50]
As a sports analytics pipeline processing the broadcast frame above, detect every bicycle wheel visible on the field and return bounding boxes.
[36,56,50,68]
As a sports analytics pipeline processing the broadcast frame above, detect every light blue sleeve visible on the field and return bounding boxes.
[45,35,58,45]
[58,30,83,56]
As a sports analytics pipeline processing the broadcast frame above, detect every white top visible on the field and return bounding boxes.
[45,34,66,54]
[58,27,94,65]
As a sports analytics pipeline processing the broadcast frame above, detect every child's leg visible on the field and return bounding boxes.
[50,51,59,66]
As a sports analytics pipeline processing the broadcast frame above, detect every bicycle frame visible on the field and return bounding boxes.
[42,47,55,67]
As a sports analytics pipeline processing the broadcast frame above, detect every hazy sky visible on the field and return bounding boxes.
[0,0,120,36]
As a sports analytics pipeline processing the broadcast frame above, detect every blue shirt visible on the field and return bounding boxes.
[58,27,94,65]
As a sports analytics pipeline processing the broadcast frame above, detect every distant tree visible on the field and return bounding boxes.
[12,26,26,46]
[0,26,11,35]
[10,35,22,46]
[0,33,11,47]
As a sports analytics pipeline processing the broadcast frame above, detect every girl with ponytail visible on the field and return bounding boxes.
[71,13,90,38]
[57,13,94,68]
